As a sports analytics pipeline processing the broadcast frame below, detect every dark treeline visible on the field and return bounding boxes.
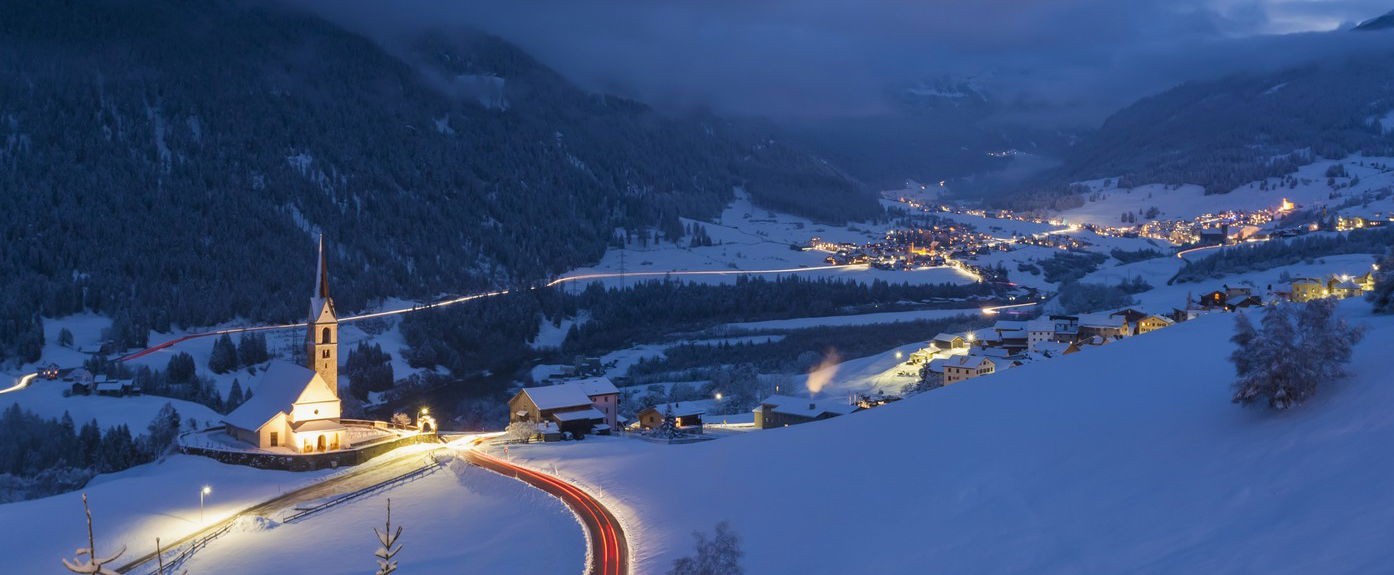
[0,403,181,503]
[398,277,998,379]
[1176,227,1394,283]
[0,0,875,364]
[630,316,989,377]
[560,277,997,356]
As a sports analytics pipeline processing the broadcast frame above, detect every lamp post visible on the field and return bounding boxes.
[200,485,211,524]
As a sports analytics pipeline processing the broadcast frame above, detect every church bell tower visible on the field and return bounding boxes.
[307,235,339,397]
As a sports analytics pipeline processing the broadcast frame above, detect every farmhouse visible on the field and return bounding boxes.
[753,395,860,429]
[509,378,621,437]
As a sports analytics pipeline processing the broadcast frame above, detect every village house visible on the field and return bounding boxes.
[509,377,621,437]
[930,333,968,351]
[1026,318,1055,351]
[943,355,996,384]
[636,403,705,433]
[753,395,860,429]
[1077,313,1129,341]
[1290,278,1326,302]
[222,237,349,454]
[1109,309,1173,336]
[990,320,1029,355]
[1049,315,1080,342]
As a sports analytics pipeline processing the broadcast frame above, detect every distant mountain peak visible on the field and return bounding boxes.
[1353,10,1394,31]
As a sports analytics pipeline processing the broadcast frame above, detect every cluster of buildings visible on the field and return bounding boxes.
[908,309,1177,385]
[1181,270,1378,317]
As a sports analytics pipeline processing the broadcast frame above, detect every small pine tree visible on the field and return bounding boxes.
[227,379,245,410]
[59,328,74,348]
[208,334,238,374]
[374,499,404,575]
[62,493,125,575]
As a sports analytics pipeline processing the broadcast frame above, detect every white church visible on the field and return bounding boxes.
[223,237,349,453]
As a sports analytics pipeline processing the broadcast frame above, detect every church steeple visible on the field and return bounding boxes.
[307,235,339,397]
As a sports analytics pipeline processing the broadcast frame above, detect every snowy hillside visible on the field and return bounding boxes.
[561,190,975,288]
[1062,155,1394,227]
[505,300,1394,574]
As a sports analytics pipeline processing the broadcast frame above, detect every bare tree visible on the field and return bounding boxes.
[62,494,125,575]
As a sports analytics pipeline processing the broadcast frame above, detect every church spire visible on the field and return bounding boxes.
[314,233,330,300]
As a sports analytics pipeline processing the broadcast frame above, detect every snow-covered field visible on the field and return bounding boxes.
[2,455,335,574]
[0,379,221,431]
[506,300,1394,574]
[184,459,584,575]
[1080,253,1381,312]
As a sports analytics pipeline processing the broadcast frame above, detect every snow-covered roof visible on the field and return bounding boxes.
[223,361,318,431]
[950,356,994,370]
[573,376,619,397]
[551,408,606,422]
[932,332,965,343]
[292,419,346,433]
[522,384,595,411]
[1078,313,1125,328]
[757,394,859,418]
[643,403,706,418]
[992,320,1027,332]
[1034,341,1071,355]
[1026,319,1054,332]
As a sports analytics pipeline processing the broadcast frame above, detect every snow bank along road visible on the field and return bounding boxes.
[467,447,629,575]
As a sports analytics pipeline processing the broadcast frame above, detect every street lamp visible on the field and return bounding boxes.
[715,393,723,401]
[200,485,212,524]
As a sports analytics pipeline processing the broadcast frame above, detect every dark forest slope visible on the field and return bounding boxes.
[0,0,871,362]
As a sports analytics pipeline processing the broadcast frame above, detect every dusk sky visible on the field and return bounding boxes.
[295,0,1394,123]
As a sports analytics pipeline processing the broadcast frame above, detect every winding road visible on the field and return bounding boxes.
[466,447,629,575]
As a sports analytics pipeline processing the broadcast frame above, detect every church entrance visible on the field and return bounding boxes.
[316,435,326,452]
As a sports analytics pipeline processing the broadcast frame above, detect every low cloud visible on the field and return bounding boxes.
[284,0,1394,126]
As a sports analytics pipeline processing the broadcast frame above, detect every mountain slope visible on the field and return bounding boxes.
[0,0,870,361]
[509,301,1394,573]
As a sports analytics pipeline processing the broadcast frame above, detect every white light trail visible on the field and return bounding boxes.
[0,372,37,395]
[982,302,1038,315]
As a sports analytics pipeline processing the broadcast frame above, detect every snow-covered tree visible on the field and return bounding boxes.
[373,499,404,575]
[903,364,944,396]
[503,420,537,443]
[390,412,412,428]
[1369,248,1394,314]
[668,521,743,575]
[62,494,125,575]
[144,403,182,456]
[1298,298,1365,385]
[649,406,685,441]
[226,379,245,411]
[208,333,238,374]
[1232,300,1364,410]
[58,328,74,348]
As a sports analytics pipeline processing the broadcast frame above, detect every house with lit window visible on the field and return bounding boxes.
[943,355,995,385]
[509,377,621,437]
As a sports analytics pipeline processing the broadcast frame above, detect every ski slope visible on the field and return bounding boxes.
[507,300,1394,574]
